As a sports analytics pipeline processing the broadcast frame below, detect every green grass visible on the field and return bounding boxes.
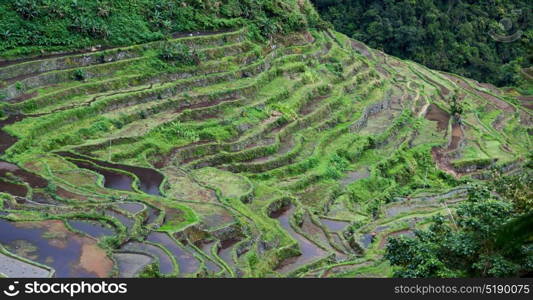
[0,4,530,278]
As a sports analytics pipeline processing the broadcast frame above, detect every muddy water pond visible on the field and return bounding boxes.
[117,202,145,215]
[0,219,113,277]
[270,206,327,274]
[0,115,24,155]
[197,241,222,273]
[57,152,163,196]
[104,210,134,231]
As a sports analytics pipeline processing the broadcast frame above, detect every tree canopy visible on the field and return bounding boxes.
[385,179,533,278]
[312,0,532,87]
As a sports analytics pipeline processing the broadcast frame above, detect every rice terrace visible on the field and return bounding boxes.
[0,0,531,280]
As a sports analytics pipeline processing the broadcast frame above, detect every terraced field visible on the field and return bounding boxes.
[0,27,531,278]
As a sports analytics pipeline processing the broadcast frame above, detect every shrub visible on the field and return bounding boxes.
[72,69,87,81]
[13,0,40,20]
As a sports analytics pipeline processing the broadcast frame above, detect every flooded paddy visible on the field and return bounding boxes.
[197,241,222,273]
[68,220,114,238]
[0,178,27,197]
[58,152,163,196]
[104,210,135,231]
[0,115,24,155]
[0,251,51,278]
[270,206,327,274]
[113,252,154,278]
[147,232,200,275]
[121,241,174,275]
[31,192,61,205]
[0,161,48,189]
[62,158,134,192]
[320,218,349,232]
[0,219,113,277]
[340,168,370,187]
[145,207,161,225]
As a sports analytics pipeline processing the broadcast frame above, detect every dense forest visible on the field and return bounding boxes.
[312,0,532,87]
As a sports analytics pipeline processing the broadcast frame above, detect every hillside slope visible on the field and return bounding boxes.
[312,0,532,87]
[0,0,324,57]
[0,1,531,278]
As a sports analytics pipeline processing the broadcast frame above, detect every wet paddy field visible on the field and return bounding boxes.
[0,25,529,278]
[0,219,113,277]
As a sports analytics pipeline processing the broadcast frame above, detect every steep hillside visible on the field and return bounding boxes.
[312,0,532,87]
[0,1,531,278]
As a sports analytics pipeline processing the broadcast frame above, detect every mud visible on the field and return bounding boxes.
[424,104,450,132]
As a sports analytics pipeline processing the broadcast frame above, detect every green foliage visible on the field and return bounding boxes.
[450,91,464,119]
[385,184,533,277]
[312,0,532,86]
[324,153,349,179]
[154,121,199,142]
[0,0,323,57]
[138,263,162,278]
[490,170,532,214]
[72,68,87,81]
[158,43,202,66]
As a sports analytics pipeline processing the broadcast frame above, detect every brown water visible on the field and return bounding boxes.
[197,241,222,273]
[0,178,27,197]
